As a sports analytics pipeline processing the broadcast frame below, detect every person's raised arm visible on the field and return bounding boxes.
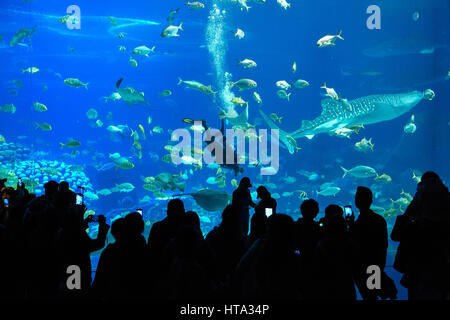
[86,214,110,253]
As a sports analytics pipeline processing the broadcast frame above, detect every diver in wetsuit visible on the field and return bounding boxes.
[183,118,244,176]
[205,118,244,177]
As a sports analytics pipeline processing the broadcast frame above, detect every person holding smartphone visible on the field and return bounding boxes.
[255,186,277,217]
[55,204,110,296]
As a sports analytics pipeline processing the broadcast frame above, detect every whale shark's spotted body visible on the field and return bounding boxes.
[260,89,434,153]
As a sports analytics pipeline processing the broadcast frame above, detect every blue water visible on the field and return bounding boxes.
[0,0,449,299]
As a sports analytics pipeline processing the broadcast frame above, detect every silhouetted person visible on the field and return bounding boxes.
[147,199,185,297]
[22,194,60,299]
[311,212,359,300]
[296,199,321,258]
[92,213,149,300]
[255,186,277,215]
[318,203,344,226]
[148,198,185,257]
[54,205,110,299]
[54,181,75,226]
[182,210,201,234]
[43,180,59,204]
[350,186,392,300]
[295,199,322,297]
[206,205,247,298]
[164,225,212,300]
[248,205,267,249]
[234,214,301,299]
[391,172,450,300]
[232,177,255,236]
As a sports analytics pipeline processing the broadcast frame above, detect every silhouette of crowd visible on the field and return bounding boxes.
[0,171,448,301]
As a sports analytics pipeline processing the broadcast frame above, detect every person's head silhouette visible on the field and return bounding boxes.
[111,217,126,242]
[44,180,59,196]
[167,198,185,218]
[183,210,201,230]
[355,186,372,211]
[59,181,70,192]
[125,212,144,237]
[324,204,343,220]
[421,171,440,182]
[300,199,319,220]
[239,177,252,189]
[256,186,270,200]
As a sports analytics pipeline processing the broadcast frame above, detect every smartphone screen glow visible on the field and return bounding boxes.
[76,194,83,205]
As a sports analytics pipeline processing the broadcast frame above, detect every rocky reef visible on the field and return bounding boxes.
[0,141,31,162]
[0,142,94,197]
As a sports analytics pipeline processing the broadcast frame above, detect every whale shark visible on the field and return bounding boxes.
[260,89,434,148]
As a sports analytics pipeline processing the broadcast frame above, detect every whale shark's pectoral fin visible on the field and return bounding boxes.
[305,135,315,140]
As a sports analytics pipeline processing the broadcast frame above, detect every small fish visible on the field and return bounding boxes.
[86,108,98,120]
[182,118,195,124]
[292,79,309,89]
[35,122,52,131]
[412,172,421,184]
[139,124,146,139]
[238,59,257,69]
[33,102,47,112]
[234,28,245,40]
[253,92,262,104]
[22,67,39,74]
[276,80,291,90]
[320,82,339,100]
[404,114,417,134]
[0,104,17,113]
[317,30,344,47]
[158,90,172,97]
[129,56,138,67]
[167,8,180,25]
[153,126,163,134]
[277,90,291,101]
[161,23,184,38]
[292,61,297,73]
[185,1,205,10]
[60,140,81,148]
[64,78,88,89]
[375,173,392,183]
[270,113,282,123]
[231,97,249,107]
